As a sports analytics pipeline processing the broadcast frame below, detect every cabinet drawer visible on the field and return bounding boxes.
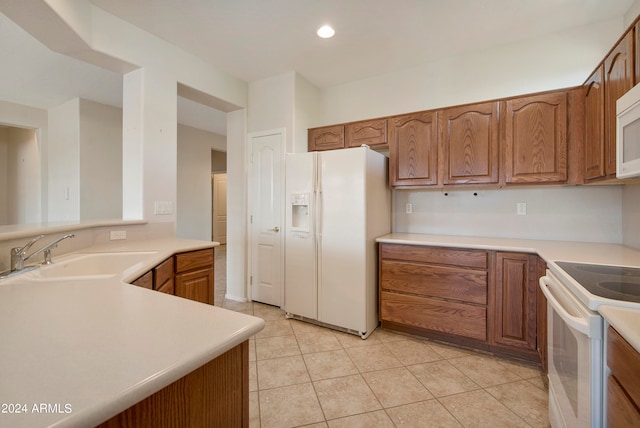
[380,260,487,304]
[380,243,487,269]
[380,291,486,341]
[154,257,174,289]
[608,327,640,406]
[176,249,214,273]
[608,374,640,427]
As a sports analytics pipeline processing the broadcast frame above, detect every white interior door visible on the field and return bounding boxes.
[249,130,284,306]
[212,173,227,243]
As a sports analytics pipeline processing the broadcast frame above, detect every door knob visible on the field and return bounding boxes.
[270,226,280,232]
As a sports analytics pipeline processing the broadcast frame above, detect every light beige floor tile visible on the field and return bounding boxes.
[334,331,381,348]
[427,341,474,359]
[254,305,287,320]
[222,299,254,312]
[407,360,480,397]
[486,380,550,427]
[527,375,548,391]
[369,328,407,343]
[255,319,294,338]
[249,361,257,392]
[448,354,523,387]
[255,335,300,360]
[385,400,463,427]
[345,344,403,372]
[383,338,444,365]
[249,391,260,428]
[498,358,545,380]
[303,349,359,381]
[290,319,329,335]
[297,330,342,354]
[327,410,394,427]
[440,389,530,427]
[313,374,382,420]
[257,355,310,390]
[362,367,433,408]
[259,383,325,428]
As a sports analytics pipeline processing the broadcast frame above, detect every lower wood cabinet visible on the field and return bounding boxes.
[379,243,541,362]
[131,248,215,305]
[607,327,640,427]
[97,341,249,428]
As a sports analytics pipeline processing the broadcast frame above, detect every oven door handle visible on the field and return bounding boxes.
[539,276,589,335]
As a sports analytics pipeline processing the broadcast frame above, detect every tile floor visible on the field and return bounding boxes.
[213,245,550,427]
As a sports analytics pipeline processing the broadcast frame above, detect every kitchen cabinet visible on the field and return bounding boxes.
[345,118,388,149]
[308,125,345,151]
[502,91,568,184]
[584,65,606,181]
[97,341,249,428]
[607,327,640,427]
[388,111,438,187]
[175,248,215,305]
[604,31,635,177]
[439,101,499,185]
[536,259,548,376]
[379,243,488,343]
[130,249,214,305]
[490,252,538,360]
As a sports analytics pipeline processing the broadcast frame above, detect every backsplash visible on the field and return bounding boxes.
[392,185,623,243]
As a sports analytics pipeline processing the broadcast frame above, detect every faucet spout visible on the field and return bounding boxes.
[24,234,76,265]
[10,235,44,271]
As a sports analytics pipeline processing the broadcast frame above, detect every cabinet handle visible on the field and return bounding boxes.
[270,226,280,232]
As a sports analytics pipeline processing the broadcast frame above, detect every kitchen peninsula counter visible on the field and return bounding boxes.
[0,238,264,428]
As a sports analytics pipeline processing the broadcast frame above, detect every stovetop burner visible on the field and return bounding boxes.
[555,261,640,303]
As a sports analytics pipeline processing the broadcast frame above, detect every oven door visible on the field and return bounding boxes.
[540,272,603,428]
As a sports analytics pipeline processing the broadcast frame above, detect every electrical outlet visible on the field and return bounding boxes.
[517,202,527,216]
[405,203,412,214]
[110,230,127,240]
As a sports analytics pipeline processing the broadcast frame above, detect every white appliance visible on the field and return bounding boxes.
[616,82,640,178]
[284,146,390,338]
[540,261,640,427]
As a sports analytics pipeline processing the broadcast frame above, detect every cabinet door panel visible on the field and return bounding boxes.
[493,252,537,350]
[389,111,438,186]
[345,119,387,148]
[605,32,634,176]
[584,65,606,181]
[308,125,345,151]
[440,102,499,184]
[503,92,568,183]
[176,269,213,305]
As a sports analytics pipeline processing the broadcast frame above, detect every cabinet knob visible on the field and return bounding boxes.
[270,226,280,232]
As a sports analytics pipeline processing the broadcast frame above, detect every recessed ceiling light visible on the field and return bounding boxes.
[317,25,335,39]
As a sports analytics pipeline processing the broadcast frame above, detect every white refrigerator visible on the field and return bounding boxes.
[284,146,391,338]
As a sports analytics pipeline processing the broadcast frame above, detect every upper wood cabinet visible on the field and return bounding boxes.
[503,91,568,184]
[439,102,499,185]
[345,118,388,148]
[308,125,345,151]
[389,111,438,186]
[584,65,606,181]
[604,31,635,177]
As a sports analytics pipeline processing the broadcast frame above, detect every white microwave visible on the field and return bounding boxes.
[617,82,640,178]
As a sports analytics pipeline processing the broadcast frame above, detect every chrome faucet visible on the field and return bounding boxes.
[10,234,75,271]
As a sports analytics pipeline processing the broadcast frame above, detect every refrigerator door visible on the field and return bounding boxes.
[284,152,318,320]
[317,148,368,332]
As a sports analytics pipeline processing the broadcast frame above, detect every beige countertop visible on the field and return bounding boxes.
[0,238,264,428]
[600,305,640,354]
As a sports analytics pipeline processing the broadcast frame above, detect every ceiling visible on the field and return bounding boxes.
[89,0,635,88]
[1,0,636,136]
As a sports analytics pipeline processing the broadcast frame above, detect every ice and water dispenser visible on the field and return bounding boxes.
[290,193,310,232]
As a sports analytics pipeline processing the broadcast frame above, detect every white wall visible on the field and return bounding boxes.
[248,73,295,151]
[294,74,321,154]
[622,183,640,248]
[6,127,40,224]
[79,99,122,221]
[176,124,226,240]
[48,98,80,222]
[0,127,7,224]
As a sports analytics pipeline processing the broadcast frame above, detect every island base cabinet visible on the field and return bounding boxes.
[97,341,249,428]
